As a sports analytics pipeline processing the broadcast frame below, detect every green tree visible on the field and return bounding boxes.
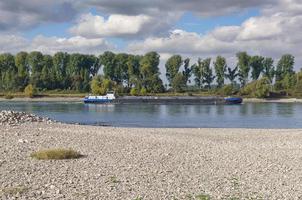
[214,56,227,88]
[236,52,250,87]
[225,67,239,86]
[250,55,264,81]
[41,55,53,89]
[127,55,142,89]
[100,51,117,81]
[171,73,186,92]
[182,58,192,85]
[192,59,202,88]
[27,51,44,88]
[165,55,182,86]
[15,52,29,90]
[255,77,271,98]
[262,57,275,83]
[275,54,295,82]
[200,58,215,89]
[0,53,17,91]
[139,52,164,93]
[52,52,69,89]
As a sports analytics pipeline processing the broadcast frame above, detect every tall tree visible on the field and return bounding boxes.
[139,52,164,93]
[192,59,202,88]
[115,53,129,85]
[41,55,53,89]
[250,56,264,81]
[100,51,117,82]
[236,52,250,87]
[15,52,29,90]
[262,57,275,83]
[275,54,295,82]
[127,55,142,88]
[182,58,192,85]
[226,67,239,86]
[165,55,182,87]
[27,51,44,88]
[214,56,227,88]
[52,52,69,89]
[0,53,17,91]
[200,58,215,89]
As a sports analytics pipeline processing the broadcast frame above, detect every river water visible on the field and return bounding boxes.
[0,102,301,128]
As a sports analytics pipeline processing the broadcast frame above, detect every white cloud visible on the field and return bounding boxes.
[70,12,180,38]
[127,0,302,70]
[0,35,115,55]
[70,13,151,38]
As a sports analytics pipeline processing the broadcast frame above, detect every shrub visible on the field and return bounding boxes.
[240,77,271,98]
[140,87,147,96]
[130,88,139,96]
[24,84,36,98]
[255,77,271,98]
[31,149,82,160]
[219,84,234,96]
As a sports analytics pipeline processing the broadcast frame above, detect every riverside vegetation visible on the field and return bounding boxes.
[0,51,301,99]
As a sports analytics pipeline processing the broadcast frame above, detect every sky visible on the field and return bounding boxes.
[0,0,302,71]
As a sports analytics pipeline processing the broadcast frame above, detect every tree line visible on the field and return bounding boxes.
[0,51,301,97]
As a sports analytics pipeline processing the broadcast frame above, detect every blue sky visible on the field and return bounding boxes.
[0,0,302,69]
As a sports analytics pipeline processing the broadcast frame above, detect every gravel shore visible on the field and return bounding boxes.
[1,122,302,200]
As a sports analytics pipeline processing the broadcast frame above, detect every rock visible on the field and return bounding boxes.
[0,110,54,126]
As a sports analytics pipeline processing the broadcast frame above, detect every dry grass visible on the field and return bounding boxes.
[30,148,82,160]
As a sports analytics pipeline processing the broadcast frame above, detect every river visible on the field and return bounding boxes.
[0,102,301,128]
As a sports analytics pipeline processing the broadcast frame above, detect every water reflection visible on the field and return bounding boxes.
[0,102,301,128]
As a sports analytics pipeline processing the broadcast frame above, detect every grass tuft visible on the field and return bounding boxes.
[30,148,82,160]
[1,186,28,196]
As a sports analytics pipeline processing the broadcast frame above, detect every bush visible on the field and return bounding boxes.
[255,77,271,98]
[140,87,147,96]
[31,149,82,160]
[24,84,36,98]
[130,88,139,96]
[219,84,234,96]
[240,77,271,98]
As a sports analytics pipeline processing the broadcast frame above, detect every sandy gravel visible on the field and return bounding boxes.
[1,123,302,200]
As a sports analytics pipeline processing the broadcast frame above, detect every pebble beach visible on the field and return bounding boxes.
[1,111,302,199]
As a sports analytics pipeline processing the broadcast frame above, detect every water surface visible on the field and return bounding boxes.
[0,102,301,128]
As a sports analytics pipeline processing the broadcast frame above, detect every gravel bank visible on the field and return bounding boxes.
[1,123,302,199]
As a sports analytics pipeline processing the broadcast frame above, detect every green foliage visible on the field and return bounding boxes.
[237,52,250,87]
[193,58,215,89]
[31,149,82,160]
[262,57,275,83]
[130,87,139,96]
[139,52,164,93]
[255,77,271,98]
[250,55,264,80]
[140,87,147,95]
[171,73,186,92]
[241,77,271,98]
[276,54,295,82]
[165,55,182,86]
[182,58,193,85]
[24,84,36,98]
[225,66,238,86]
[219,84,235,96]
[214,56,227,87]
[90,76,114,95]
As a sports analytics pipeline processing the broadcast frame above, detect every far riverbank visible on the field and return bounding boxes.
[0,96,302,103]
